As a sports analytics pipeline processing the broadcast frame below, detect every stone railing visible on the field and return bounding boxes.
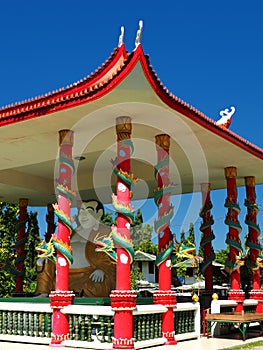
[0,299,200,348]
[62,304,167,349]
[0,301,52,344]
[174,302,200,341]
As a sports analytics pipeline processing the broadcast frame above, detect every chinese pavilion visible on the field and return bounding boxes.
[0,22,262,348]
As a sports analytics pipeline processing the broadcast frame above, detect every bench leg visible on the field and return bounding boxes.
[240,323,248,341]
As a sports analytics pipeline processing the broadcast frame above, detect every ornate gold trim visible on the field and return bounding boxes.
[116,116,132,133]
[245,176,255,187]
[225,166,237,179]
[59,130,74,146]
[19,198,28,207]
[155,134,170,150]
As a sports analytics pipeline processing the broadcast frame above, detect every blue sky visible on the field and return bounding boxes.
[1,1,263,251]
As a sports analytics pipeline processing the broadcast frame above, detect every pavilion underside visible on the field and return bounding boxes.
[0,74,262,207]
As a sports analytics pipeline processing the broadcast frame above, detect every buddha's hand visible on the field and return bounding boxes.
[89,269,105,282]
[36,257,47,266]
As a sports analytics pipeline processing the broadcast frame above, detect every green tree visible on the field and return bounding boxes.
[130,267,144,291]
[0,202,19,297]
[173,223,198,280]
[102,211,115,227]
[131,208,143,228]
[215,247,229,265]
[131,224,153,247]
[0,203,41,297]
[135,240,158,255]
[198,244,204,260]
[213,248,230,285]
[180,229,186,245]
[24,211,41,294]
[130,209,144,246]
[187,222,196,246]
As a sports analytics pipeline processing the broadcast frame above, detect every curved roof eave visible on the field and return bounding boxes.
[1,42,261,162]
[131,45,263,161]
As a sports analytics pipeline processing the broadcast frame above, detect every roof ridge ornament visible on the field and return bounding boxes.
[118,26,125,47]
[216,106,235,129]
[134,20,143,50]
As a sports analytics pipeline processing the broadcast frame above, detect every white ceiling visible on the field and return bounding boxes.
[0,62,262,206]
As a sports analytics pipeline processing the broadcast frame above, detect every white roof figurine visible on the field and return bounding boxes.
[118,26,125,47]
[134,20,143,49]
[216,106,235,129]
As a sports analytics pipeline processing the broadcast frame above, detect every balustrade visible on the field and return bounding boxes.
[0,302,52,343]
[0,299,200,347]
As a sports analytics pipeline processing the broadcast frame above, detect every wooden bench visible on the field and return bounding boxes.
[206,310,263,341]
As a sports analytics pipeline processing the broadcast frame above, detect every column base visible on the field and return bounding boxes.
[249,289,263,300]
[228,289,245,312]
[49,290,75,308]
[154,290,177,345]
[110,289,137,310]
[249,290,263,313]
[227,289,245,301]
[163,331,177,345]
[49,290,75,345]
[111,290,136,350]
[153,289,177,306]
[112,337,135,350]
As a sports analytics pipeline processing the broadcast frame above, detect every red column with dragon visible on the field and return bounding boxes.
[50,130,75,346]
[110,116,136,350]
[153,134,177,345]
[245,176,263,312]
[199,183,215,291]
[15,198,28,294]
[224,167,245,311]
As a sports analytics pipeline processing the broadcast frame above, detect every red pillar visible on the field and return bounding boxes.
[15,198,28,294]
[245,176,263,311]
[153,134,176,345]
[45,203,55,242]
[110,117,136,350]
[50,130,74,346]
[200,183,215,291]
[224,167,245,311]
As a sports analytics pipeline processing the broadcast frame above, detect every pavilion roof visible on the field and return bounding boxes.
[0,38,262,206]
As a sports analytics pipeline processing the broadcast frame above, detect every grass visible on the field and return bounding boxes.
[220,340,263,349]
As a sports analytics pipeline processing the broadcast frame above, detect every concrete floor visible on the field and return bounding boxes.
[1,336,263,350]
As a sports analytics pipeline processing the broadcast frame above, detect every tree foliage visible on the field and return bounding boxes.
[187,222,196,246]
[215,247,229,265]
[135,240,158,255]
[0,203,41,297]
[101,211,115,227]
[130,267,145,291]
[131,224,153,247]
[174,223,198,279]
[24,211,41,294]
[180,229,186,245]
[0,202,19,297]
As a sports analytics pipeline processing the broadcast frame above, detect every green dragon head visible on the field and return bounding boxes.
[36,239,56,263]
[93,234,117,262]
[176,243,196,259]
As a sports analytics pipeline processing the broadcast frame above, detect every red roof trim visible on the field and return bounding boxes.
[132,45,263,161]
[0,44,128,126]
